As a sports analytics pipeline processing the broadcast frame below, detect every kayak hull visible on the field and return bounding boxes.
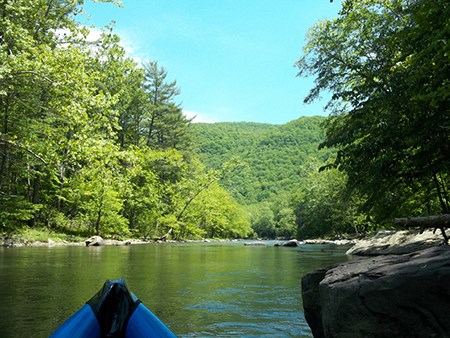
[126,303,175,337]
[50,279,176,338]
[50,304,101,338]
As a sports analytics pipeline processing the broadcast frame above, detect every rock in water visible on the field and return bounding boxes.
[302,246,450,337]
[85,236,104,247]
[301,267,329,338]
[282,239,300,247]
[244,241,266,246]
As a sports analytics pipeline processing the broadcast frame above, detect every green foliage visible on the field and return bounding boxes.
[193,117,332,205]
[69,141,129,236]
[0,196,41,233]
[188,182,252,239]
[168,157,252,239]
[246,203,276,239]
[9,0,445,242]
[192,117,351,238]
[297,0,450,222]
[292,169,368,239]
[0,0,248,241]
[121,147,162,239]
[6,227,85,244]
[271,197,297,239]
[142,61,193,151]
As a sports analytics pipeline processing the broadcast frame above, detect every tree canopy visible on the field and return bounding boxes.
[192,117,347,239]
[0,0,251,240]
[296,0,450,222]
[193,117,333,204]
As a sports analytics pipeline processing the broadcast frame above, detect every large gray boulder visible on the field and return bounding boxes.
[302,246,450,337]
[301,267,329,338]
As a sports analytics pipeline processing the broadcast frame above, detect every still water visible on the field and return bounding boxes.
[0,242,350,337]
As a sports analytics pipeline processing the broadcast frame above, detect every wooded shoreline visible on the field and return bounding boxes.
[1,233,353,248]
[3,228,446,255]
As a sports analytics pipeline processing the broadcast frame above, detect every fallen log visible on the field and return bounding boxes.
[394,214,450,228]
[156,228,173,242]
[394,214,450,245]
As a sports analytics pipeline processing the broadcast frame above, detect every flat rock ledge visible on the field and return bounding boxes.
[302,246,450,338]
[346,229,447,256]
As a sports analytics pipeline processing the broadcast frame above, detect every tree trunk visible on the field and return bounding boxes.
[393,214,450,228]
[157,227,173,242]
[394,214,450,245]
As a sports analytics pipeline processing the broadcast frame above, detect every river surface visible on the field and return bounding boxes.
[0,241,351,337]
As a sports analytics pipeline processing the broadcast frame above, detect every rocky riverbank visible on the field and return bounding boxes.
[301,229,450,337]
[3,228,445,250]
[1,236,149,248]
[345,229,447,256]
[302,246,450,337]
[1,233,237,248]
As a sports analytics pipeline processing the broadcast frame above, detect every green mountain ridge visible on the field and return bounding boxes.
[192,116,332,205]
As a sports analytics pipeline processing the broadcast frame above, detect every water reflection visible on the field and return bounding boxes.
[0,243,350,337]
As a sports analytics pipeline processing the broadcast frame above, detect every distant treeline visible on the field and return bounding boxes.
[193,118,346,239]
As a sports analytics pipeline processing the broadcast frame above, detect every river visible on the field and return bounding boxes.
[0,241,350,337]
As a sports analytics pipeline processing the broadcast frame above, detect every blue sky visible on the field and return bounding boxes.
[82,0,342,124]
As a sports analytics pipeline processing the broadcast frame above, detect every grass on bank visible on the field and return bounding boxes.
[2,227,86,245]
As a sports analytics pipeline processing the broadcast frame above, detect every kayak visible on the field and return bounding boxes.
[50,278,176,338]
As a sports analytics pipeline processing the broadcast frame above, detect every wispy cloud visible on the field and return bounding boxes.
[114,29,144,65]
[183,110,217,123]
[54,26,102,45]
[76,26,144,65]
[85,27,102,42]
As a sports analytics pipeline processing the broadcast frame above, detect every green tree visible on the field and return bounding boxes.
[190,182,252,239]
[142,61,192,151]
[119,147,162,239]
[296,0,450,221]
[88,27,147,149]
[120,148,187,239]
[69,140,129,236]
[247,202,276,239]
[0,0,117,230]
[272,197,296,239]
[292,169,366,239]
[167,157,247,239]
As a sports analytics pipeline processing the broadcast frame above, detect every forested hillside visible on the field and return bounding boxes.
[191,117,355,239]
[193,116,331,204]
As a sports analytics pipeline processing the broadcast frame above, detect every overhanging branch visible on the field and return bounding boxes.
[0,137,48,165]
